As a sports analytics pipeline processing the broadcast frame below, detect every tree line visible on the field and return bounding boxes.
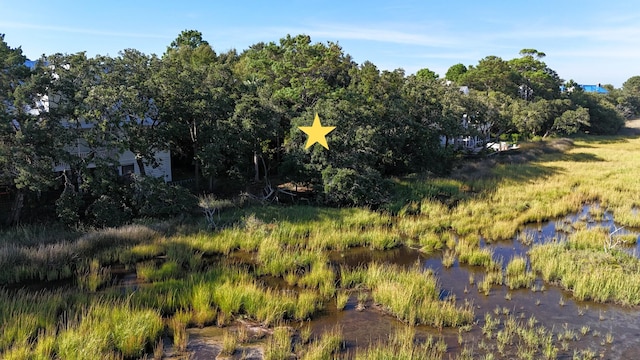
[1,31,637,226]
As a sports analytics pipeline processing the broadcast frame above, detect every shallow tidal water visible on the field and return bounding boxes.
[166,204,640,359]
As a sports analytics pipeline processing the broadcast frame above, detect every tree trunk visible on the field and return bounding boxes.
[254,151,260,182]
[190,119,200,191]
[6,190,24,226]
[194,159,200,192]
[136,157,147,177]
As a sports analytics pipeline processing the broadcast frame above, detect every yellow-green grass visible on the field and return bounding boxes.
[505,256,535,290]
[340,263,474,328]
[0,224,164,284]
[447,137,640,241]
[355,326,447,360]
[0,289,76,353]
[299,325,343,360]
[264,326,293,360]
[2,135,640,358]
[297,261,337,298]
[76,258,112,292]
[136,260,182,282]
[56,302,163,359]
[362,263,474,327]
[0,292,162,359]
[481,313,558,359]
[530,242,640,305]
[456,238,494,267]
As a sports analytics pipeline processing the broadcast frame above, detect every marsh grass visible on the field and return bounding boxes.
[339,266,366,288]
[76,258,111,292]
[264,326,292,360]
[220,329,237,356]
[336,291,349,311]
[568,227,610,250]
[191,282,217,327]
[482,313,558,359]
[364,263,473,327]
[0,289,70,354]
[169,311,189,353]
[530,242,640,304]
[442,249,455,268]
[418,232,446,254]
[136,260,182,282]
[0,224,162,285]
[299,325,343,360]
[299,323,312,345]
[355,326,447,360]
[505,256,535,290]
[297,261,336,298]
[456,239,493,267]
[52,300,164,359]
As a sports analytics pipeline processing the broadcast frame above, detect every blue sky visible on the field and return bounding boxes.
[1,0,639,87]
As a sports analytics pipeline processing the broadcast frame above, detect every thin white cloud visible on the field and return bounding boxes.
[0,21,172,40]
[267,23,457,48]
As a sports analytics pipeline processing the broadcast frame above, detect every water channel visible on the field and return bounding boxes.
[155,204,640,359]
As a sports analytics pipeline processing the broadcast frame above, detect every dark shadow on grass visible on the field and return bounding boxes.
[562,152,606,162]
[572,131,640,144]
[490,162,563,183]
[452,140,569,186]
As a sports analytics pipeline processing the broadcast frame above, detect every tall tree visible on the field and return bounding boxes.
[460,56,521,96]
[620,76,640,117]
[238,34,355,177]
[1,36,74,224]
[156,30,234,190]
[509,49,562,100]
[445,63,467,83]
[415,67,439,82]
[84,50,164,177]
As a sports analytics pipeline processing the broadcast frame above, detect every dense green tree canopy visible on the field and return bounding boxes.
[445,63,467,83]
[0,32,632,223]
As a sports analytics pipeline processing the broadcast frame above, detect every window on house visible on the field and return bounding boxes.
[121,164,135,177]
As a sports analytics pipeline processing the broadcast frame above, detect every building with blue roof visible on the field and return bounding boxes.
[580,84,609,94]
[559,84,609,94]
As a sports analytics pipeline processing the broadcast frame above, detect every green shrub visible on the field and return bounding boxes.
[130,176,197,218]
[87,194,133,227]
[321,166,391,207]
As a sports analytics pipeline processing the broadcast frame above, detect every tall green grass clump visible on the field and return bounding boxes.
[264,326,292,360]
[257,236,323,277]
[364,263,473,327]
[567,227,610,250]
[456,238,493,267]
[355,326,447,360]
[207,268,322,324]
[530,242,640,305]
[300,325,343,360]
[0,224,162,285]
[297,261,336,298]
[0,289,69,354]
[136,260,182,282]
[76,258,112,292]
[505,256,535,289]
[56,301,164,359]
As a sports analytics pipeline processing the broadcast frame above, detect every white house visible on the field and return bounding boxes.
[439,113,491,151]
[22,63,172,182]
[45,118,173,182]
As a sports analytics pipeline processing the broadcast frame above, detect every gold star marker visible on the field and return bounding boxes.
[298,113,336,150]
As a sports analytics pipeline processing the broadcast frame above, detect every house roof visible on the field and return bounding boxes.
[559,84,609,94]
[580,85,609,94]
